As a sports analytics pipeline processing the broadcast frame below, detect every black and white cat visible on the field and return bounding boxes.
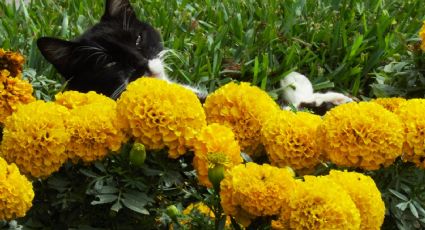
[280,72,353,115]
[37,0,205,99]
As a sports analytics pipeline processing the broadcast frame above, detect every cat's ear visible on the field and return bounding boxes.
[37,37,75,76]
[101,0,136,21]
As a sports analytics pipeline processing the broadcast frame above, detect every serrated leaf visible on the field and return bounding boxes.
[91,194,118,205]
[389,189,409,201]
[121,198,149,215]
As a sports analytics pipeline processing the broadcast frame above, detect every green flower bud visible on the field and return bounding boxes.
[129,142,146,167]
[208,164,225,191]
[166,205,180,220]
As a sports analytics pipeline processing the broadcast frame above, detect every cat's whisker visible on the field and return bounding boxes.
[111,82,128,99]
[95,53,108,66]
[158,49,171,59]
[83,51,106,63]
[77,45,106,52]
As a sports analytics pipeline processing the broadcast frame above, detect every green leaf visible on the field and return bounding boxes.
[91,194,118,205]
[121,198,150,215]
[409,202,419,218]
[389,189,409,201]
[79,169,100,178]
[396,202,409,211]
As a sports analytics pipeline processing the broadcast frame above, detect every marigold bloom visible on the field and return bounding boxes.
[204,82,279,156]
[220,163,296,227]
[190,123,242,187]
[0,70,35,124]
[55,91,114,109]
[262,111,323,172]
[371,97,406,112]
[55,91,127,163]
[327,170,385,230]
[272,176,361,230]
[117,78,206,158]
[0,48,25,76]
[317,102,403,170]
[394,99,425,167]
[420,20,425,51]
[0,157,34,221]
[0,101,70,178]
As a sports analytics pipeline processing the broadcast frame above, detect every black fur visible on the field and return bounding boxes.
[37,0,163,98]
[299,101,336,116]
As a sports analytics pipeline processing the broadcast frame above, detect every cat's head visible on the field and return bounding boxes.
[37,0,165,98]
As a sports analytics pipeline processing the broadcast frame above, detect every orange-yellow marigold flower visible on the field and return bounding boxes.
[0,70,35,124]
[317,102,403,170]
[204,82,279,156]
[327,170,385,230]
[272,176,361,230]
[0,101,70,178]
[262,111,323,172]
[117,78,206,158]
[394,99,425,168]
[55,91,127,163]
[220,162,296,227]
[0,48,25,76]
[0,156,34,221]
[190,123,242,187]
[371,97,406,112]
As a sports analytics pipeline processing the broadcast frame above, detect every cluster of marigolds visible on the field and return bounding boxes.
[0,28,425,228]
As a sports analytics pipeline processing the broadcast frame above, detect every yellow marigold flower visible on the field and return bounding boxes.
[0,48,25,77]
[0,70,35,124]
[327,170,385,230]
[420,20,425,51]
[317,102,403,170]
[371,97,406,112]
[220,162,296,227]
[204,82,279,156]
[0,101,70,178]
[0,156,34,221]
[262,111,323,172]
[272,176,361,230]
[394,99,425,167]
[55,91,114,109]
[55,91,127,163]
[180,202,232,229]
[191,123,242,187]
[117,78,206,159]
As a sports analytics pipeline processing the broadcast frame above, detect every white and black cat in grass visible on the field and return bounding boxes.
[280,72,353,115]
[37,0,205,99]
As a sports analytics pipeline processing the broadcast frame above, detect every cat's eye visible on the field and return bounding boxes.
[136,35,143,47]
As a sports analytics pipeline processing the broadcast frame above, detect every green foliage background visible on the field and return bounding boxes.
[1,0,425,229]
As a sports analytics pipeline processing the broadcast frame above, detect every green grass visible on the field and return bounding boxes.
[0,0,425,98]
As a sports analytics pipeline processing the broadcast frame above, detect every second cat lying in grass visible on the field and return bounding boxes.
[280,71,353,115]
